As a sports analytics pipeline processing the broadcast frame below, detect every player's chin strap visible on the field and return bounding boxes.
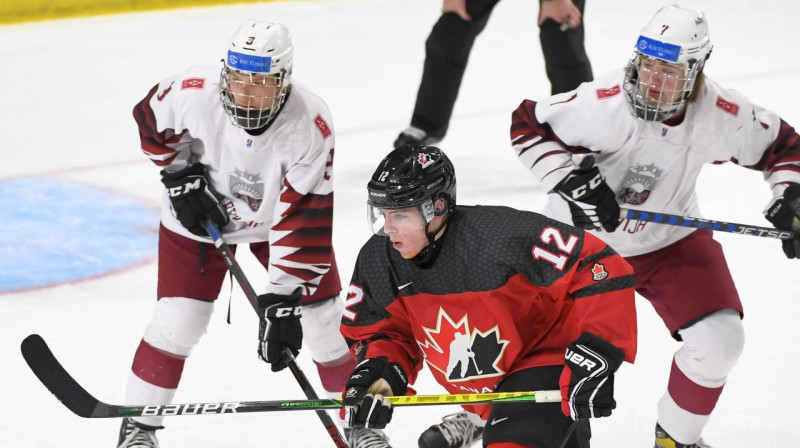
[415,205,453,268]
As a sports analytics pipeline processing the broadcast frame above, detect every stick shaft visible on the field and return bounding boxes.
[621,208,795,240]
[202,219,347,447]
[21,334,559,419]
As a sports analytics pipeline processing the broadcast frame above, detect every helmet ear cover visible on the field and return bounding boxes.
[432,196,450,217]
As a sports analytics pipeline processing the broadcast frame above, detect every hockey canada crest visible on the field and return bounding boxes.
[591,263,609,281]
[416,308,509,382]
[615,163,664,205]
[229,168,265,212]
[345,387,358,399]
[417,153,436,169]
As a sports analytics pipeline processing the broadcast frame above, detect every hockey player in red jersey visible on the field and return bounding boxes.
[510,5,800,448]
[339,145,637,448]
[117,20,356,447]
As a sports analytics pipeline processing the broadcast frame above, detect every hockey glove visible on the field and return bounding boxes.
[765,183,800,258]
[160,163,229,236]
[341,357,408,429]
[257,292,303,372]
[554,156,620,232]
[560,332,625,420]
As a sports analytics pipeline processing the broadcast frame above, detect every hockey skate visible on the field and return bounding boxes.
[654,423,712,448]
[393,126,443,149]
[346,427,393,448]
[118,417,161,448]
[418,411,484,448]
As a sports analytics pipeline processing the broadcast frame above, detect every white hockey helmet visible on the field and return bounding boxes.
[623,5,712,121]
[219,20,294,130]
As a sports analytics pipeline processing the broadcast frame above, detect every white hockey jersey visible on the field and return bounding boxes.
[133,64,336,295]
[511,68,800,256]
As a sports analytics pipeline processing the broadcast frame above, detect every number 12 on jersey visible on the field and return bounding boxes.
[532,227,578,271]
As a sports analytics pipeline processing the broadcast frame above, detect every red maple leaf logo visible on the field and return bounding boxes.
[416,308,509,382]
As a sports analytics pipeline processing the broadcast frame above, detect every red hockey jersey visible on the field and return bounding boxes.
[341,205,637,418]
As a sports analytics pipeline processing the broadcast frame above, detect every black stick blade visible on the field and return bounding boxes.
[21,334,103,418]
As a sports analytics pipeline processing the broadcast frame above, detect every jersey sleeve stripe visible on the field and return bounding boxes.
[133,84,187,168]
[750,119,800,171]
[572,274,635,299]
[577,246,618,271]
[510,99,593,191]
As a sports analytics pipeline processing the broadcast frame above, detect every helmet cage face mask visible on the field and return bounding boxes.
[624,53,700,122]
[220,68,290,130]
[219,20,293,130]
[623,5,712,122]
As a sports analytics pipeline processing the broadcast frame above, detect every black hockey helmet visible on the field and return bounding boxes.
[367,145,457,265]
[366,145,456,236]
[368,145,456,210]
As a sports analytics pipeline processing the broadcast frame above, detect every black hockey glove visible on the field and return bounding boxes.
[341,357,408,429]
[765,183,800,259]
[554,156,620,232]
[257,292,303,372]
[559,332,625,420]
[160,163,229,236]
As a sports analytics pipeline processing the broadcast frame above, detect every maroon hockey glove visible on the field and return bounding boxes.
[554,156,620,232]
[765,183,800,258]
[560,332,624,420]
[341,357,408,429]
[160,163,229,236]
[257,292,303,372]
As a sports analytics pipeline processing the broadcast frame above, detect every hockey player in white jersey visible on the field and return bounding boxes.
[117,20,358,447]
[511,5,800,448]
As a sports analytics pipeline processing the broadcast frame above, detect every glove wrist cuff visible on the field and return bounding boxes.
[571,332,625,373]
[258,292,302,308]
[344,357,409,401]
[160,162,206,180]
[384,362,409,396]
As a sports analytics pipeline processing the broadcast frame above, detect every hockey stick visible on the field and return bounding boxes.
[21,334,559,419]
[469,355,483,375]
[201,218,348,448]
[620,208,796,240]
